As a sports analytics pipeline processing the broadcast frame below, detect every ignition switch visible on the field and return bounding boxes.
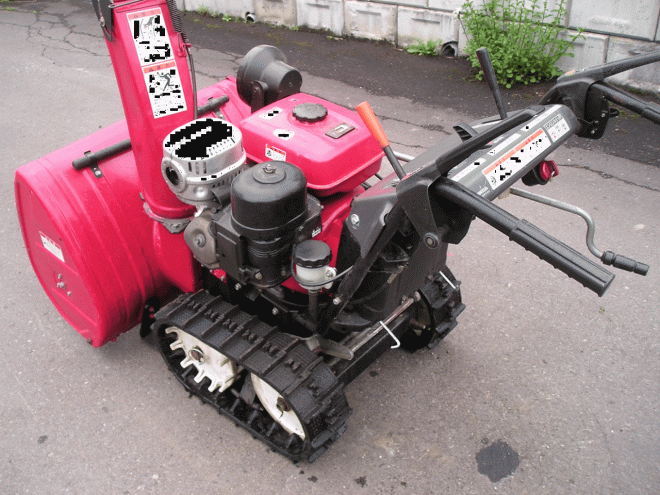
[522,160,559,186]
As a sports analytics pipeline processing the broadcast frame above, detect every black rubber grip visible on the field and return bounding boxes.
[509,220,614,296]
[433,178,615,296]
[601,251,649,276]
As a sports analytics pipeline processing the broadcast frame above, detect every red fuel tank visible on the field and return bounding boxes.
[239,94,383,196]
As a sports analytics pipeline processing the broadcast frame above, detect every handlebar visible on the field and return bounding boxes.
[433,178,615,296]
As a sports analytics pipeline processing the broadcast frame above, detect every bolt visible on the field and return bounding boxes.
[57,274,63,280]
[333,296,342,305]
[276,396,291,412]
[189,347,204,364]
[601,111,607,118]
[424,233,439,248]
[254,272,263,281]
[234,283,242,291]
[67,291,72,297]
[262,163,276,174]
[590,129,596,135]
[193,233,206,247]
[272,307,280,316]
[280,269,288,277]
[350,214,360,229]
[56,281,66,290]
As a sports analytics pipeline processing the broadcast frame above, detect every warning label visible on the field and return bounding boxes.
[143,61,186,118]
[265,144,287,162]
[483,128,550,190]
[128,8,186,118]
[40,232,64,263]
[129,8,172,65]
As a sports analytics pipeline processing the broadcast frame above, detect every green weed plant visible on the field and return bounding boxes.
[460,0,583,88]
[406,39,442,57]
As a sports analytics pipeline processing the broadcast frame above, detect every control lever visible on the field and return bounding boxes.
[476,47,508,120]
[509,187,649,275]
[356,101,406,179]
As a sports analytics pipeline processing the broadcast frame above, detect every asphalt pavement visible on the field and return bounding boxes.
[1,1,659,494]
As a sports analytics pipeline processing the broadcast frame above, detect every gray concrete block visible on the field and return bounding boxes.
[457,23,468,56]
[296,0,344,35]
[569,0,660,41]
[556,31,608,73]
[398,7,459,47]
[379,0,428,8]
[184,0,208,13]
[184,0,254,17]
[428,0,466,12]
[216,0,255,18]
[606,37,660,93]
[255,0,297,27]
[345,1,398,43]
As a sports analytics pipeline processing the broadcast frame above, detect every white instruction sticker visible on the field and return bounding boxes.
[483,128,550,190]
[143,61,187,118]
[544,114,570,142]
[40,232,64,263]
[265,144,287,161]
[128,8,172,66]
[128,8,187,118]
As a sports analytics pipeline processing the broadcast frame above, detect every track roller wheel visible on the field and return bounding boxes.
[251,374,306,439]
[165,326,240,393]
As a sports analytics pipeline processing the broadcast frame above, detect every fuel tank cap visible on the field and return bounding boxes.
[293,103,328,123]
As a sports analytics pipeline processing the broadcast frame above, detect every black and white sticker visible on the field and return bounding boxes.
[544,114,571,142]
[40,232,64,263]
[143,61,187,118]
[483,128,550,190]
[128,8,186,118]
[265,144,287,161]
[260,108,282,119]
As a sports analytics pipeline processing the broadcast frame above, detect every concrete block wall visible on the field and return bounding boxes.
[178,0,660,90]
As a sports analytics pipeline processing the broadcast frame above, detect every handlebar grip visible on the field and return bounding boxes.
[433,178,615,296]
[509,220,614,296]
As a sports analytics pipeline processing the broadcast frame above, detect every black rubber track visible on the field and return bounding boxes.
[153,290,352,463]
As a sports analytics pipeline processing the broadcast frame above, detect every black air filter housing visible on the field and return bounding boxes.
[229,161,307,286]
[231,161,307,241]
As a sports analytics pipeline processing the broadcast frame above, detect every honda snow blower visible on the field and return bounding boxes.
[15,0,658,462]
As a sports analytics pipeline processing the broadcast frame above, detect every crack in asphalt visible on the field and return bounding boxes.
[2,6,111,69]
[562,163,660,193]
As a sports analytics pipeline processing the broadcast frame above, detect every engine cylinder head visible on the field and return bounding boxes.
[162,118,246,206]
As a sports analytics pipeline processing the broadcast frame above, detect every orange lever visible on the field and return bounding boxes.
[356,101,390,148]
[356,101,406,179]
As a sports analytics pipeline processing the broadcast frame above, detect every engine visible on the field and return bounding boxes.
[160,45,383,295]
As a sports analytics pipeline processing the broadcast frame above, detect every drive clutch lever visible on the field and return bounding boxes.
[509,187,649,275]
[433,178,615,296]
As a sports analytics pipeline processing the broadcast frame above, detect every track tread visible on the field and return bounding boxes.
[153,290,352,463]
